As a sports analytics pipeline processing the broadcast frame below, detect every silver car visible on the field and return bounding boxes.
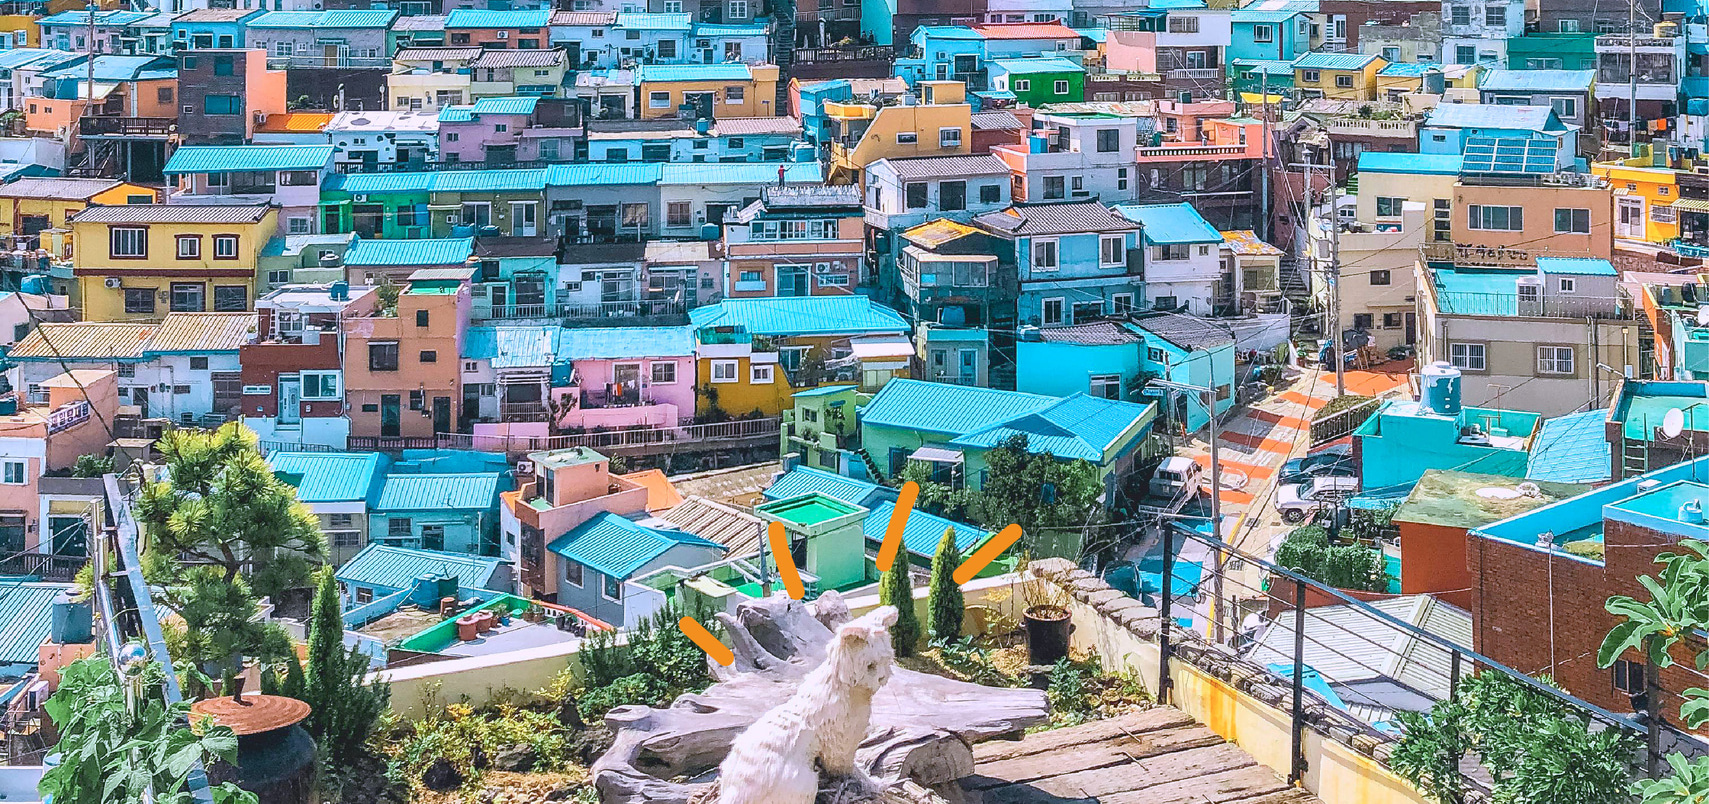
[1275,476,1360,524]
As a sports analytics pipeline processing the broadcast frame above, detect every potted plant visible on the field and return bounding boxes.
[1020,562,1073,667]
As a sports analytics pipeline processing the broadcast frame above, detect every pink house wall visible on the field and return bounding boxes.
[439,113,531,163]
[1105,31,1158,74]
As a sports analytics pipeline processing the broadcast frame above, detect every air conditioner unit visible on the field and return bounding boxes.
[516,459,534,474]
[103,277,122,289]
[354,194,369,202]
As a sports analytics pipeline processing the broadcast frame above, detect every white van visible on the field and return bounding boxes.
[1150,457,1203,500]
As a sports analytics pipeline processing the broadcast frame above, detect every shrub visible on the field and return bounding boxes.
[927,527,965,641]
[879,562,921,657]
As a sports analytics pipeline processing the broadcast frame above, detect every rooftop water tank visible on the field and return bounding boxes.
[1421,360,1462,416]
[18,274,48,295]
[694,118,711,134]
[328,280,350,301]
[699,222,720,241]
[410,574,443,609]
[319,251,343,269]
[450,224,476,238]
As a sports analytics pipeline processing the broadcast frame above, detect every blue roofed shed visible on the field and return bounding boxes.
[163,144,336,174]
[344,236,474,270]
[761,466,993,579]
[335,543,506,608]
[548,511,726,625]
[0,582,79,677]
[370,472,505,555]
[1527,409,1613,484]
[1112,202,1223,245]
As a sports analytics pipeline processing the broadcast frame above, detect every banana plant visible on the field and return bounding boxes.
[1633,754,1709,804]
[1599,540,1709,674]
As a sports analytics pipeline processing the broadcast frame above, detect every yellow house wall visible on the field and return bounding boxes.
[696,354,793,417]
[639,67,780,120]
[73,211,278,321]
[835,103,972,179]
[1299,62,1384,100]
[0,183,156,253]
[0,16,39,47]
[1594,162,1680,243]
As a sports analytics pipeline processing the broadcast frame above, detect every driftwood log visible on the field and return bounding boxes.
[592,593,1050,804]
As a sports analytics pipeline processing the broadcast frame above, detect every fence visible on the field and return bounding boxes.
[470,299,687,324]
[351,418,784,455]
[1309,397,1381,446]
[0,552,87,582]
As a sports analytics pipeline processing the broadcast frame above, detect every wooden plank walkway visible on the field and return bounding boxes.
[964,707,1323,804]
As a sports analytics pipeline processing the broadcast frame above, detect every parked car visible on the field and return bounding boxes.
[1275,476,1360,524]
[1150,456,1203,500]
[1280,445,1356,485]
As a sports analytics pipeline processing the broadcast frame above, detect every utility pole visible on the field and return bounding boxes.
[1629,0,1638,151]
[1259,70,1270,242]
[1150,376,1224,643]
[1292,161,1345,395]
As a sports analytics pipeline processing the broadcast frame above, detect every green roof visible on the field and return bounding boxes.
[793,384,857,398]
[164,144,334,174]
[269,451,383,503]
[345,237,473,267]
[444,8,550,27]
[757,493,864,525]
[373,473,502,511]
[335,544,501,592]
[1391,469,1589,529]
[761,467,989,557]
[0,582,75,668]
[548,512,724,579]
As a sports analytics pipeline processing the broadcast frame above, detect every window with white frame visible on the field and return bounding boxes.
[1042,297,1064,325]
[649,91,671,108]
[711,359,739,382]
[1537,345,1574,374]
[1099,235,1125,267]
[1468,205,1523,231]
[110,226,146,258]
[564,560,583,587]
[750,364,774,384]
[1053,80,1068,94]
[1089,374,1121,399]
[1449,342,1486,371]
[1113,293,1134,313]
[939,127,962,148]
[176,235,200,259]
[1553,208,1591,233]
[300,371,340,400]
[1253,23,1273,42]
[602,573,623,600]
[1031,239,1059,270]
[0,461,22,484]
[727,0,748,17]
[651,362,677,384]
[1558,277,1576,293]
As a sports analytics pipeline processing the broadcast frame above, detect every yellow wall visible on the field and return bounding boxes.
[0,183,157,255]
[830,83,972,183]
[696,353,793,417]
[639,65,780,120]
[0,16,39,47]
[73,211,278,321]
[1594,161,1680,243]
[1296,59,1387,100]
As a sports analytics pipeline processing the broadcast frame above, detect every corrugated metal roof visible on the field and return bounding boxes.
[143,312,255,354]
[0,582,76,666]
[878,153,1011,180]
[1528,410,1614,484]
[268,451,383,503]
[637,63,752,82]
[990,57,1084,75]
[9,322,152,360]
[1231,8,1304,21]
[248,9,396,27]
[1478,68,1595,94]
[430,168,549,192]
[255,112,335,133]
[763,466,879,504]
[948,393,1153,461]
[709,116,802,136]
[471,49,564,68]
[860,379,1056,436]
[691,22,767,36]
[469,95,541,115]
[1376,61,1440,77]
[1222,229,1284,256]
[444,8,550,26]
[1293,51,1381,70]
[1536,256,1616,276]
[970,22,1080,39]
[544,163,663,185]
[324,171,435,195]
[1245,594,1471,702]
[395,46,484,62]
[374,473,502,510]
[914,25,984,40]
[1035,321,1144,345]
[761,467,988,558]
[72,204,272,224]
[392,13,447,30]
[1130,311,1236,349]
[1356,151,1463,175]
[335,543,501,591]
[345,237,473,267]
[551,10,619,25]
[0,49,80,71]
[615,11,692,29]
[548,511,724,578]
[559,325,696,359]
[164,144,334,174]
[901,218,981,248]
[1424,103,1566,133]
[0,178,125,200]
[657,496,763,554]
[688,296,907,337]
[1112,201,1221,244]
[39,54,175,83]
[173,8,260,21]
[971,109,1027,131]
[38,9,158,26]
[464,325,563,368]
[975,201,1138,237]
[659,162,822,185]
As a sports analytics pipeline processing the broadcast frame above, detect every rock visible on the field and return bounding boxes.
[420,757,462,792]
[478,788,499,804]
[493,742,540,773]
[545,785,584,801]
[557,696,586,729]
[470,742,489,770]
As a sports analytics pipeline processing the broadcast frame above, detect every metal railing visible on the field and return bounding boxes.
[581,387,650,409]
[351,418,781,454]
[0,551,86,581]
[1136,143,1249,158]
[266,55,393,70]
[1433,290,1628,319]
[78,116,173,137]
[794,43,895,63]
[471,299,687,323]
[1309,396,1381,445]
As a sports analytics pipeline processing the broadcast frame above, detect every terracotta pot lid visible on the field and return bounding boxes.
[190,693,311,736]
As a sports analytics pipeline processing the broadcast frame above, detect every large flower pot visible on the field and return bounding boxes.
[456,615,480,642]
[1024,604,1072,666]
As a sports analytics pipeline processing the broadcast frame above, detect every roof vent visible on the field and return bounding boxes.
[1683,499,1705,525]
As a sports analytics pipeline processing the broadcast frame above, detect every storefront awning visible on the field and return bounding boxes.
[1673,198,1709,213]
[908,446,964,464]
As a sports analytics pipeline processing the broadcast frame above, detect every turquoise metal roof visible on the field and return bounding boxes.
[688,296,907,337]
[438,105,474,123]
[659,162,824,185]
[38,9,157,26]
[269,451,383,503]
[325,172,435,195]
[430,169,549,192]
[860,379,1056,436]
[1527,409,1612,484]
[948,393,1154,461]
[915,25,983,40]
[39,55,173,82]
[0,582,75,667]
[616,12,692,29]
[637,63,752,82]
[764,466,881,504]
[465,325,563,368]
[559,325,696,359]
[692,22,767,36]
[1536,257,1616,276]
[1377,61,1440,77]
[1478,68,1595,94]
[1232,8,1303,21]
[761,467,988,558]
[549,511,724,579]
[545,163,664,185]
[0,49,80,71]
[1232,58,1296,77]
[164,144,334,174]
[990,57,1084,75]
[345,237,473,267]
[248,9,396,27]
[1357,152,1463,175]
[335,544,501,591]
[374,473,502,511]
[469,95,540,115]
[1112,202,1223,245]
[444,8,550,27]
[1293,51,1380,70]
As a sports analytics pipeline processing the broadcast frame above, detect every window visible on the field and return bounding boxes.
[1450,5,1470,24]
[939,127,962,148]
[724,85,745,103]
[1383,312,1403,328]
[213,285,247,311]
[1042,297,1064,325]
[1551,96,1577,118]
[1538,345,1574,374]
[649,91,671,109]
[1,461,23,484]
[124,288,154,314]
[420,350,437,363]
[1335,75,1353,88]
[750,364,774,384]
[1558,277,1577,294]
[1167,15,1199,32]
[354,587,373,604]
[175,235,200,259]
[1100,235,1125,267]
[1612,659,1646,695]
[1302,70,1320,82]
[940,180,966,212]
[896,131,918,144]
[602,573,624,600]
[980,184,1001,204]
[110,227,146,259]
[1468,205,1523,231]
[1554,208,1591,234]
[666,201,692,227]
[1053,80,1069,94]
[208,234,239,259]
[1042,175,1066,199]
[1253,23,1273,42]
[1449,342,1486,371]
[369,342,400,371]
[1375,196,1405,217]
[711,359,739,382]
[565,560,583,587]
[905,182,928,209]
[203,94,241,115]
[1559,19,1581,32]
[1113,293,1134,314]
[1485,5,1505,25]
[1358,269,1391,288]
[1353,313,1373,329]
[656,39,676,59]
[1148,346,1166,362]
[170,283,204,312]
[301,371,340,400]
[1089,374,1122,399]
[1157,244,1190,260]
[652,362,677,384]
[1032,239,1059,271]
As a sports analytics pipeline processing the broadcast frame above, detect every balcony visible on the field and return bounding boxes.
[1136,142,1250,159]
[1595,34,1679,50]
[78,116,173,138]
[1322,118,1418,138]
[1165,68,1221,81]
[471,298,687,324]
[266,55,393,70]
[581,386,653,408]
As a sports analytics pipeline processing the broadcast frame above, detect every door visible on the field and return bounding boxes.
[432,396,451,434]
[277,375,301,426]
[48,516,87,557]
[132,387,149,418]
[958,349,978,384]
[490,284,508,314]
[511,202,538,236]
[1617,197,1645,238]
[1405,312,1417,345]
[381,394,401,437]
[778,265,808,297]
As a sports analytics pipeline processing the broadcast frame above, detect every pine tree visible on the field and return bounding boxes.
[301,566,389,756]
[879,561,920,658]
[927,527,965,641]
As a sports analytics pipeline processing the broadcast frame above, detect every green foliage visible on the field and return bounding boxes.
[879,562,920,658]
[394,701,572,789]
[575,604,715,717]
[40,657,256,804]
[928,637,1021,688]
[70,453,114,478]
[374,282,401,316]
[1391,672,1637,804]
[577,674,656,719]
[1045,656,1099,726]
[1272,526,1388,592]
[965,435,1104,560]
[1312,393,1376,422]
[927,527,965,641]
[1633,754,1709,804]
[301,566,390,757]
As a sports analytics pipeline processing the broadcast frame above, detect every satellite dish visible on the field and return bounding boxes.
[1664,407,1686,439]
[1696,305,1709,327]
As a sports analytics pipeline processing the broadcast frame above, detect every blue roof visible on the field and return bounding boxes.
[1231,8,1304,21]
[638,63,752,82]
[1478,68,1595,93]
[38,55,173,82]
[164,144,334,174]
[860,380,1153,462]
[469,95,540,115]
[1112,202,1223,245]
[37,9,157,26]
[1293,52,1380,70]
[764,465,883,504]
[444,8,550,27]
[545,163,664,186]
[269,451,383,503]
[616,12,693,29]
[1429,266,1535,316]
[1377,61,1440,77]
[659,162,824,185]
[689,296,907,337]
[1074,27,1107,42]
[947,393,1154,461]
[1536,257,1616,276]
[247,9,396,27]
[1357,151,1464,175]
[549,511,724,579]
[691,22,766,36]
[326,172,436,195]
[428,169,549,193]
[1527,409,1613,484]
[861,379,1057,436]
[915,25,985,40]
[1424,103,1567,133]
[335,544,502,592]
[1233,59,1297,77]
[437,105,474,123]
[558,325,696,359]
[0,49,80,71]
[762,467,988,557]
[374,473,502,511]
[0,582,76,667]
[990,57,1084,75]
[345,237,473,267]
[465,326,563,368]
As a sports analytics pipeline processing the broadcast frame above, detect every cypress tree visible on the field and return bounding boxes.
[302,566,389,755]
[927,527,965,641]
[879,561,921,658]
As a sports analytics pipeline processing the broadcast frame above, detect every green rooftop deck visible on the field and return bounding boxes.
[757,493,863,526]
